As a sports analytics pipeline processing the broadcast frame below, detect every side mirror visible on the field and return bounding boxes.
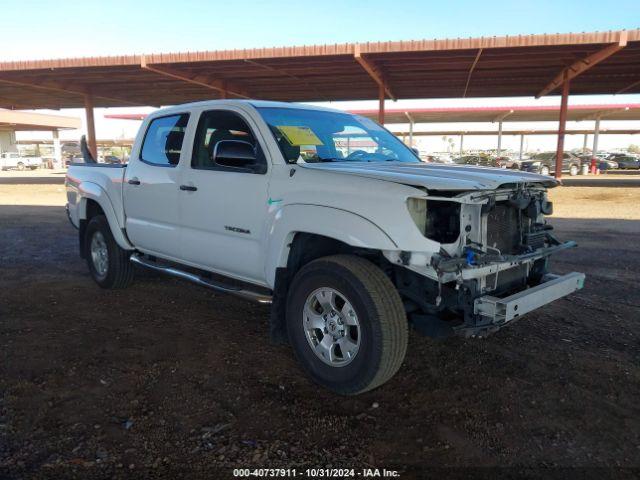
[213,140,259,170]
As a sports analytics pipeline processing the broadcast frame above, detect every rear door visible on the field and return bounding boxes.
[177,107,271,284]
[123,113,190,259]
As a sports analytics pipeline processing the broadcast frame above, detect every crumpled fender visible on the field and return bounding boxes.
[264,204,397,287]
[77,181,133,250]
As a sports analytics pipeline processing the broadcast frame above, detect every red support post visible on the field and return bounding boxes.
[84,94,98,159]
[554,71,570,180]
[378,83,385,125]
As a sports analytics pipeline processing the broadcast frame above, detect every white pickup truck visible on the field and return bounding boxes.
[1,152,43,170]
[66,100,584,395]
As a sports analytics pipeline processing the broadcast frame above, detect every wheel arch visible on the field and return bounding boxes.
[264,204,397,288]
[76,182,133,257]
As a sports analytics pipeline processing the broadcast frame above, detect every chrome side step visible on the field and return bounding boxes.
[130,254,272,304]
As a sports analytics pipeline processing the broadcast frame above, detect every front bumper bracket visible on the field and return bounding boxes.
[474,272,585,326]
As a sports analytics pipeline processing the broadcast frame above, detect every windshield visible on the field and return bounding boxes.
[256,107,420,164]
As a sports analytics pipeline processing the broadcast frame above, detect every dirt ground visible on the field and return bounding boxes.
[1,171,639,479]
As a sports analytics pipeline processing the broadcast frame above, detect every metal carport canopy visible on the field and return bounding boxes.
[0,29,639,109]
[350,103,640,123]
[0,109,80,130]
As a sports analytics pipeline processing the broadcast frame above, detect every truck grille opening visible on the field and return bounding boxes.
[486,203,523,254]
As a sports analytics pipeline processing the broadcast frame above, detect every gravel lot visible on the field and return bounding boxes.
[1,171,639,479]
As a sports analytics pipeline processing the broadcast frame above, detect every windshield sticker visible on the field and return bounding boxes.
[276,126,323,146]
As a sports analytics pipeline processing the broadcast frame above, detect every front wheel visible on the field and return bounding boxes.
[84,215,134,289]
[286,255,408,395]
[16,162,25,171]
[569,164,579,176]
[540,165,550,176]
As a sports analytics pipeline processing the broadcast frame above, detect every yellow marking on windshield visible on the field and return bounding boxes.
[276,126,323,146]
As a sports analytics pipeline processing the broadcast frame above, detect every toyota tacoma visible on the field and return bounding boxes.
[66,100,585,395]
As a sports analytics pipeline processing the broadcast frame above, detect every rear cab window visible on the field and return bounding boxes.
[140,113,190,166]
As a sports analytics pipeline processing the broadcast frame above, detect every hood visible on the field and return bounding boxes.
[299,161,558,191]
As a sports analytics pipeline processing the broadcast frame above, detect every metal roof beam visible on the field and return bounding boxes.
[0,76,142,106]
[616,78,640,95]
[354,44,396,101]
[242,59,327,101]
[140,56,250,99]
[579,106,631,121]
[390,128,640,136]
[536,31,628,98]
[493,110,514,122]
[462,48,483,98]
[0,96,31,109]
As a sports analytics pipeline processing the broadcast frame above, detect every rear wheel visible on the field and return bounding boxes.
[569,164,579,176]
[286,255,408,395]
[540,165,550,176]
[16,162,25,171]
[85,215,134,289]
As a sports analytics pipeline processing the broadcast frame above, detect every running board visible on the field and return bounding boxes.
[130,254,272,304]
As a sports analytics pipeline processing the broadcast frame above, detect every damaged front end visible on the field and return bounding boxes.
[388,184,585,338]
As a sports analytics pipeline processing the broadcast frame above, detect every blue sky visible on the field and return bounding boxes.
[2,0,639,60]
[6,0,640,153]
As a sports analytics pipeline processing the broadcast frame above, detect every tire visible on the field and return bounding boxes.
[286,255,408,395]
[540,165,550,176]
[569,164,579,176]
[17,162,25,171]
[84,215,134,289]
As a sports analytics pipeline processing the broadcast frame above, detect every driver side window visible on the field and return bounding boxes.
[191,110,265,171]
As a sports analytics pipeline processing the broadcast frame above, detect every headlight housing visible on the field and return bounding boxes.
[406,197,427,234]
[407,197,461,243]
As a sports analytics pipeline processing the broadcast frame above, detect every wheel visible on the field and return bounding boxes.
[17,162,25,171]
[286,255,408,395]
[540,165,550,176]
[84,215,134,289]
[569,164,579,176]
[29,165,38,170]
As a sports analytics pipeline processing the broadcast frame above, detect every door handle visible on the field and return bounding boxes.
[179,185,198,191]
[128,178,141,185]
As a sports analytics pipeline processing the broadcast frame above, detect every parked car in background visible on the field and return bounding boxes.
[453,155,484,165]
[65,155,85,167]
[422,154,453,164]
[102,155,124,164]
[606,152,632,162]
[455,155,511,168]
[616,155,640,169]
[579,154,618,171]
[520,152,581,176]
[0,152,43,171]
[62,142,81,158]
[493,156,521,169]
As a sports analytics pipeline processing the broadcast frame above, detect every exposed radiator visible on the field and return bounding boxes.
[486,203,522,254]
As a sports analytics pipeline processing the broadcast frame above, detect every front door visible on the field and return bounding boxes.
[123,113,190,259]
[177,108,271,285]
